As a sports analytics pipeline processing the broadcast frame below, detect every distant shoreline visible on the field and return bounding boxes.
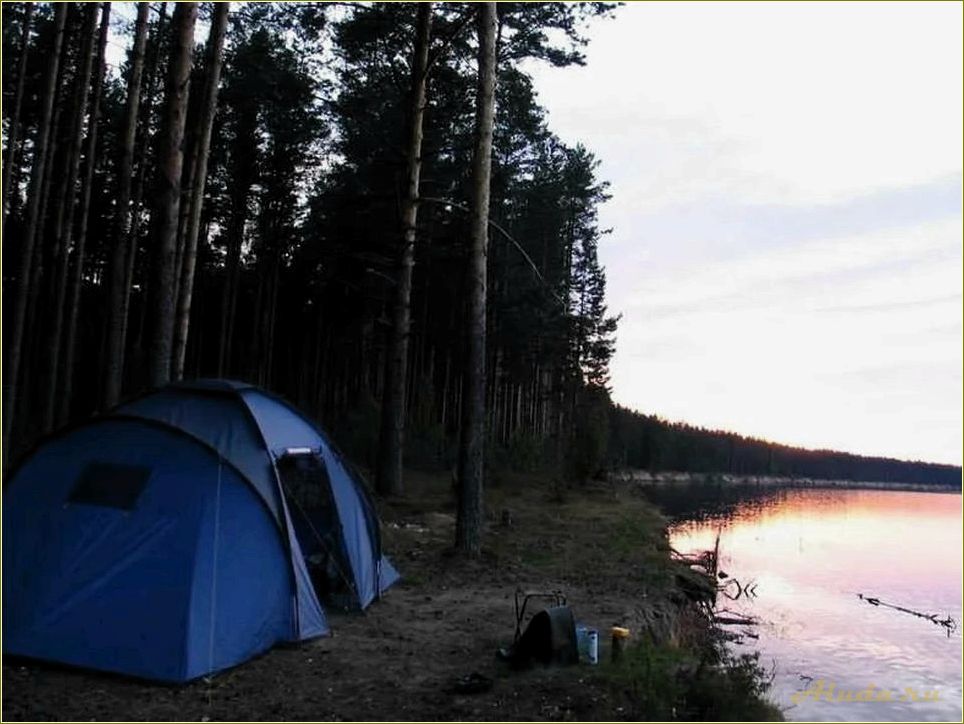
[611,469,962,495]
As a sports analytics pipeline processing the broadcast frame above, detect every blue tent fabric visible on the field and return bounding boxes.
[240,390,399,608]
[115,389,330,640]
[277,490,330,641]
[116,390,284,522]
[242,390,401,600]
[3,381,398,682]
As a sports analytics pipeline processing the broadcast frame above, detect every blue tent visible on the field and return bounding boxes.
[2,379,399,682]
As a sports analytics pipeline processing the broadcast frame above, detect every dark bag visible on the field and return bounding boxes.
[499,605,578,668]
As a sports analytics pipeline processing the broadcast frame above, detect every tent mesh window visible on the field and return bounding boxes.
[278,451,354,606]
[67,462,151,510]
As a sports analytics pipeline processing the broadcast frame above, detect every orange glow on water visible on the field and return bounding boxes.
[668,488,962,721]
[672,489,962,590]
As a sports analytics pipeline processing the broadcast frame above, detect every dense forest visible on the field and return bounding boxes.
[609,406,962,487]
[1,1,624,552]
[1,0,957,551]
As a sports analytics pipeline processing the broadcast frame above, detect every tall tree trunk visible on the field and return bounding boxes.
[58,2,111,425]
[171,127,197,313]
[217,138,255,376]
[18,99,60,442]
[249,254,265,382]
[121,3,169,395]
[376,2,433,497]
[102,1,149,408]
[2,3,67,459]
[263,254,280,386]
[148,1,197,388]
[2,2,34,229]
[218,211,243,375]
[23,97,63,395]
[40,2,99,433]
[456,2,497,556]
[172,1,229,381]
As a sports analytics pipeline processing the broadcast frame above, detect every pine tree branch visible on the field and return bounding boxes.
[419,195,566,309]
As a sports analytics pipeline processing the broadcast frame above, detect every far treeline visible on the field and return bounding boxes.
[609,406,963,488]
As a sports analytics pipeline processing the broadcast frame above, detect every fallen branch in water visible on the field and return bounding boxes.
[670,528,722,577]
[714,614,759,626]
[670,547,717,573]
[857,593,958,635]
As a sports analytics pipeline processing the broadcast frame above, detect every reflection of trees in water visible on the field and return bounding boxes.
[642,481,859,524]
[641,480,787,523]
[643,480,800,523]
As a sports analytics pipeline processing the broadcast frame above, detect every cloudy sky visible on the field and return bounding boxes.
[526,1,963,465]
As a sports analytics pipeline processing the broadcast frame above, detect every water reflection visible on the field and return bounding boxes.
[658,485,962,722]
[639,479,790,522]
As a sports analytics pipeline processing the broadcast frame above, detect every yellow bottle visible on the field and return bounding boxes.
[611,626,630,662]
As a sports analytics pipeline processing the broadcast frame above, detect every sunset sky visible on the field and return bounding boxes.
[527,1,963,466]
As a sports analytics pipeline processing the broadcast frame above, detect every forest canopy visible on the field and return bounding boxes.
[1,2,619,504]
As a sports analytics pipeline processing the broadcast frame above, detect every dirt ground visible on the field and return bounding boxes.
[3,473,690,721]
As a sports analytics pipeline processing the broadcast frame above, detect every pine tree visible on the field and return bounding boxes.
[377,2,433,497]
[102,1,150,408]
[2,1,34,228]
[172,1,229,381]
[2,2,67,459]
[456,1,497,556]
[148,1,197,388]
[40,2,99,432]
[58,1,112,425]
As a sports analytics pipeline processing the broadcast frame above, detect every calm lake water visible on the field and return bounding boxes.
[649,484,963,722]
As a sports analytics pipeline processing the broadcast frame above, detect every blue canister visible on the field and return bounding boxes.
[576,624,599,665]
